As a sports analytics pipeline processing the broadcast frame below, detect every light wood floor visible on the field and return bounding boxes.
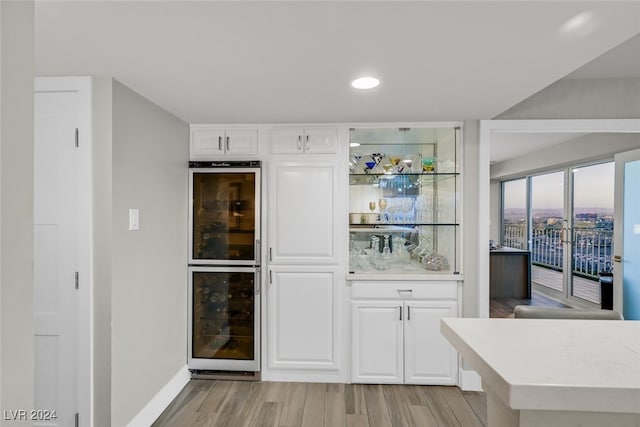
[152,380,486,427]
[490,291,569,318]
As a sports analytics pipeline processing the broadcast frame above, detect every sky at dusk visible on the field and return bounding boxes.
[503,161,614,211]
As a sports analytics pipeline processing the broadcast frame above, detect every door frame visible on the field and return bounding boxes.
[479,119,640,318]
[34,76,92,424]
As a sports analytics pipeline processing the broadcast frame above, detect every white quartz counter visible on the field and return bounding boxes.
[441,318,640,427]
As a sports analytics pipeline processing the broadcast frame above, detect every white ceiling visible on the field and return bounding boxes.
[35,1,640,125]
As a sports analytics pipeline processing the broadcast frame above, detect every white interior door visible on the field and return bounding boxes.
[614,148,640,319]
[34,90,79,426]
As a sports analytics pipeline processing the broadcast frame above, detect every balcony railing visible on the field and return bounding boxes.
[503,224,613,279]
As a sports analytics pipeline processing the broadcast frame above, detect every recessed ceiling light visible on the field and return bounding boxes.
[349,142,361,147]
[351,77,380,90]
[560,11,595,34]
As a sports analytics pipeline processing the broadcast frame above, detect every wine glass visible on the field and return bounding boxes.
[422,157,436,172]
[378,198,388,223]
[349,152,363,173]
[402,159,413,173]
[370,153,385,173]
[415,195,426,222]
[371,153,385,166]
[364,161,376,174]
[402,198,414,223]
[368,201,376,212]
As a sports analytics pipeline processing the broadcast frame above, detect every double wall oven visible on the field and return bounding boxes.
[188,161,261,374]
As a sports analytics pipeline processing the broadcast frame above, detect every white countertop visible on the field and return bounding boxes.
[441,318,640,414]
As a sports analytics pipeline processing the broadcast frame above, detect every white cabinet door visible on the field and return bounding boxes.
[271,127,338,154]
[226,129,258,155]
[304,128,338,154]
[351,301,404,384]
[271,128,304,154]
[404,300,458,385]
[268,269,338,370]
[190,127,258,159]
[190,128,225,159]
[268,162,337,264]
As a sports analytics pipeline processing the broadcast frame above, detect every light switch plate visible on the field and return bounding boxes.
[129,209,139,230]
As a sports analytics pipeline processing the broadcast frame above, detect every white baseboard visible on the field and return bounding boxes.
[459,368,483,391]
[126,365,190,427]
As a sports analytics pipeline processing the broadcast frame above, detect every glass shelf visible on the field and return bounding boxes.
[349,173,458,186]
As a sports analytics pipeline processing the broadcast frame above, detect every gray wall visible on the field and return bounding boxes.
[92,76,113,427]
[110,80,188,426]
[491,133,640,180]
[497,77,640,120]
[462,121,479,317]
[0,2,34,423]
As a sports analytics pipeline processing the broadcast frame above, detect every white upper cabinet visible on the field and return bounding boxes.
[190,126,258,159]
[271,127,338,155]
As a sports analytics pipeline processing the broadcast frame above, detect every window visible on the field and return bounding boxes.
[500,161,614,305]
[502,178,527,250]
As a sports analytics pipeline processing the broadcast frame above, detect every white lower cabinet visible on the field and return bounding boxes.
[404,300,458,384]
[267,267,340,372]
[351,301,404,383]
[351,287,458,385]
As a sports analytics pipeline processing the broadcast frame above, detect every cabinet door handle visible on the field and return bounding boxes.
[256,267,261,295]
[218,136,222,151]
[226,136,230,151]
[255,239,261,266]
[297,135,302,151]
[305,134,310,151]
[407,305,411,320]
[397,289,413,293]
[269,247,273,262]
[399,305,403,321]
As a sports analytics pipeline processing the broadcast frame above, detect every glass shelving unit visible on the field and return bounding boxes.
[348,126,461,274]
